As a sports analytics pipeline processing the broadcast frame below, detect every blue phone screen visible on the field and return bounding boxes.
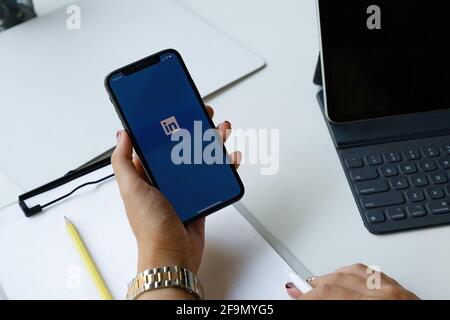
[109,52,243,222]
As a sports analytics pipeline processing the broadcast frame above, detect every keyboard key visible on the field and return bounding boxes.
[386,207,406,220]
[390,178,409,190]
[400,163,417,175]
[427,187,445,200]
[350,167,378,181]
[406,190,425,202]
[356,181,389,195]
[366,210,386,224]
[440,157,450,170]
[361,193,404,209]
[420,160,437,172]
[407,205,427,218]
[430,172,448,185]
[442,145,450,155]
[385,152,402,163]
[404,149,421,160]
[366,154,383,166]
[380,165,398,177]
[344,156,363,168]
[411,175,428,187]
[423,147,440,158]
[427,201,450,215]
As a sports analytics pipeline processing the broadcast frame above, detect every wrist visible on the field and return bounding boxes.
[137,246,192,274]
[137,287,196,300]
[127,265,204,300]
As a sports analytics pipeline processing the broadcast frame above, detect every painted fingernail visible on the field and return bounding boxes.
[285,282,295,289]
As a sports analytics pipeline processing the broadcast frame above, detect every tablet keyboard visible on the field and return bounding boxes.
[340,135,450,234]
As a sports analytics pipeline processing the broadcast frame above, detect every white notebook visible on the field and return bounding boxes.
[0,0,265,207]
[0,167,290,300]
[0,284,7,300]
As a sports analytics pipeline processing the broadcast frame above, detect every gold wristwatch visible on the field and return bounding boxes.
[126,266,204,300]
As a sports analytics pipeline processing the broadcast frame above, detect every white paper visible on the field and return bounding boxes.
[0,171,23,209]
[0,176,289,300]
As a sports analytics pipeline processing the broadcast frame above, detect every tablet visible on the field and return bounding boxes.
[317,0,450,123]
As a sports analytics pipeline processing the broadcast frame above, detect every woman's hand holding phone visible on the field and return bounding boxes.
[112,106,240,300]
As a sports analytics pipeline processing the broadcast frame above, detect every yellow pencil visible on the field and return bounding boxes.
[65,216,113,300]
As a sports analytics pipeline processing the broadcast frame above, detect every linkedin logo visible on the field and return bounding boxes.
[161,116,180,135]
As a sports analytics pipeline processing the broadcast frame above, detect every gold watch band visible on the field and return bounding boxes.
[126,265,204,300]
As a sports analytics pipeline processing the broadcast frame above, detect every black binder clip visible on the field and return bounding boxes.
[18,148,115,217]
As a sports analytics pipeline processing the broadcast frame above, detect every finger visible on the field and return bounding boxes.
[336,264,401,287]
[217,121,232,143]
[309,272,371,295]
[299,284,363,300]
[205,105,214,118]
[335,263,370,279]
[132,153,152,184]
[230,151,241,169]
[285,283,303,299]
[132,153,145,176]
[111,130,143,192]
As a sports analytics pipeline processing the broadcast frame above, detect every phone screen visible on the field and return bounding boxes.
[107,50,244,222]
[319,0,450,122]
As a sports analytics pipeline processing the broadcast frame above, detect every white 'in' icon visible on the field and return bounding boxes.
[161,116,180,135]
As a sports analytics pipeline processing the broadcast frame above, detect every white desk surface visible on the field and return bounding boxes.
[182,0,450,299]
[0,168,290,300]
[1,0,449,300]
[0,0,264,205]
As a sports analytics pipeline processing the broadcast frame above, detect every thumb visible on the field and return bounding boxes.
[111,130,142,194]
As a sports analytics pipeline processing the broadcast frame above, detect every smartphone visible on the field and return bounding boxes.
[105,49,244,223]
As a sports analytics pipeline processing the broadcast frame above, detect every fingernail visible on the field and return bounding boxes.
[116,130,122,142]
[225,120,231,127]
[285,282,295,289]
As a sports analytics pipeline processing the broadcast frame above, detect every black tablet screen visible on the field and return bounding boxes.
[319,1,450,122]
